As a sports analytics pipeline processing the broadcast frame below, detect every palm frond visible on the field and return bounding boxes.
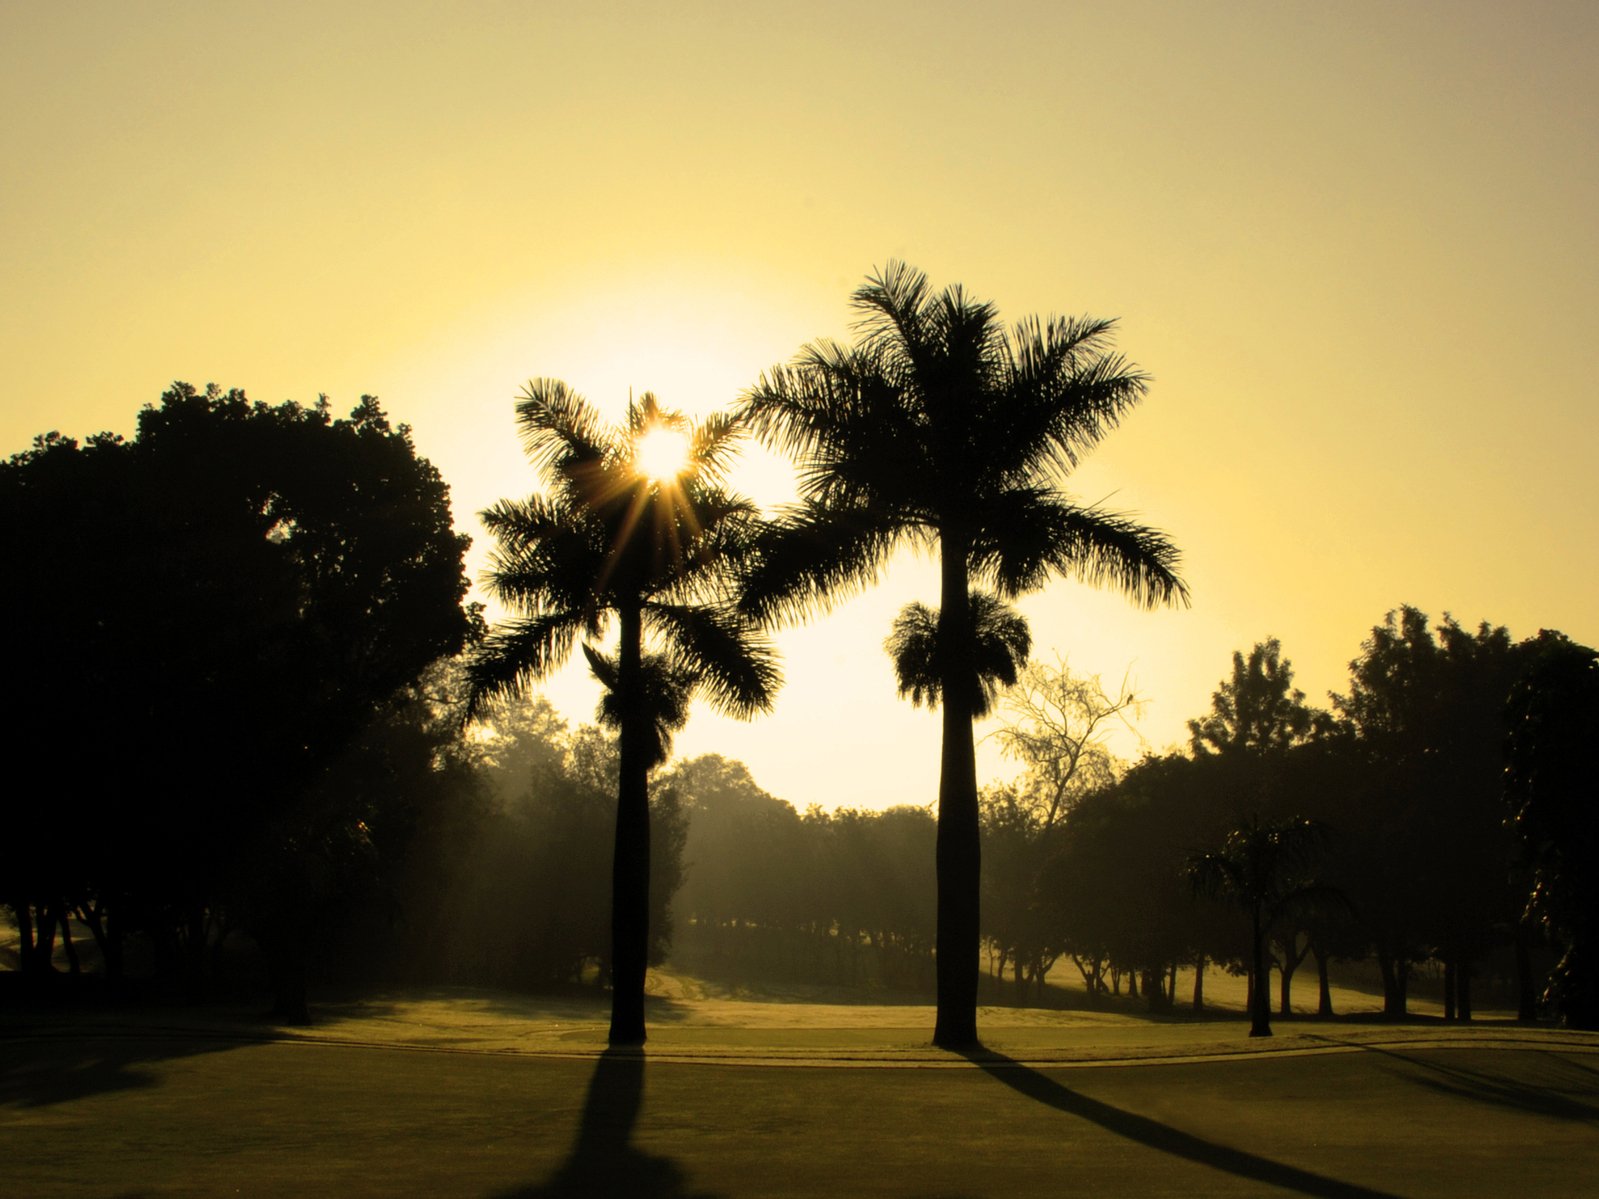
[986,315,1150,484]
[648,601,781,719]
[970,491,1188,610]
[685,408,746,485]
[479,497,610,621]
[740,344,893,460]
[850,260,933,369]
[479,493,584,551]
[634,485,763,606]
[885,601,941,709]
[513,379,614,485]
[738,347,933,515]
[738,498,905,626]
[464,611,584,719]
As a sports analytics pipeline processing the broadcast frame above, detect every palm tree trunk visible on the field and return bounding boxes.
[1250,904,1272,1037]
[609,600,652,1046]
[933,539,980,1049]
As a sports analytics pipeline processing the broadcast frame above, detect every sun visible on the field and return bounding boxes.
[634,423,692,482]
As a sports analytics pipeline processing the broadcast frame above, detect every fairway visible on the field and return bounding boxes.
[4,989,1597,1198]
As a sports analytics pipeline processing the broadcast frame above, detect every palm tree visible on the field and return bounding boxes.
[468,382,779,1045]
[739,261,1188,1047]
[1187,815,1332,1037]
[885,590,1031,718]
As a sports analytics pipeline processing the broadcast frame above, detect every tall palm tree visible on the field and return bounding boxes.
[468,382,778,1045]
[739,262,1188,1047]
[886,590,1031,719]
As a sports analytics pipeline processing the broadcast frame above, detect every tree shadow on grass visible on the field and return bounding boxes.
[1331,1041,1599,1122]
[967,1050,1398,1199]
[0,1031,248,1108]
[491,1049,723,1199]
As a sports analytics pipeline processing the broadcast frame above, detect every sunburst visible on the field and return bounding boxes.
[634,424,692,482]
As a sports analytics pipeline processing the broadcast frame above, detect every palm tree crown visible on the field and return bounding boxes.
[468,382,777,723]
[468,380,778,1045]
[739,260,1187,621]
[738,261,1187,1047]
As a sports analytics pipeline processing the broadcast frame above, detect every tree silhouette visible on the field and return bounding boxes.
[1331,607,1521,1017]
[1505,630,1599,1028]
[738,261,1187,1046]
[467,384,778,1044]
[1188,815,1332,1037]
[1,385,473,1017]
[1189,638,1327,757]
[983,658,1139,998]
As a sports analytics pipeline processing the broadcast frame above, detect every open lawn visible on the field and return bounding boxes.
[3,974,1596,1198]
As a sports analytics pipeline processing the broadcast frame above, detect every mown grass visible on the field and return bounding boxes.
[3,976,1596,1198]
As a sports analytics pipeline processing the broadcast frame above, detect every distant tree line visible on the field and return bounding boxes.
[663,754,936,992]
[985,616,1598,1030]
[635,615,1598,1033]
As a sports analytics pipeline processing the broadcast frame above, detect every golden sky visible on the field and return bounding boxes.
[5,1,1596,810]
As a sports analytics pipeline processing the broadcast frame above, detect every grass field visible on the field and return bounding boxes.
[4,970,1597,1198]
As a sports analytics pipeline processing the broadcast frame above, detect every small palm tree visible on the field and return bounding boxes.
[582,644,693,770]
[468,382,778,1045]
[886,591,1031,719]
[739,262,1188,1046]
[1187,815,1331,1037]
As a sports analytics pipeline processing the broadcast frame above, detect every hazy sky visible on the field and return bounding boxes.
[5,1,1595,811]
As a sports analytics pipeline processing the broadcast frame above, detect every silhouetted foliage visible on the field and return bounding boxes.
[1505,630,1599,1028]
[739,261,1187,1046]
[403,699,687,988]
[1037,752,1244,1011]
[1189,638,1327,757]
[1329,607,1522,1018]
[1,384,473,1018]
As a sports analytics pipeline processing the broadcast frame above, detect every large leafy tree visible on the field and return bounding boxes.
[1,384,473,1016]
[738,262,1188,1046]
[466,383,778,1045]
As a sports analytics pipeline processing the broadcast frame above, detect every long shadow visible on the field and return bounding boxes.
[1321,1039,1599,1122]
[967,1050,1399,1199]
[492,1049,723,1199]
